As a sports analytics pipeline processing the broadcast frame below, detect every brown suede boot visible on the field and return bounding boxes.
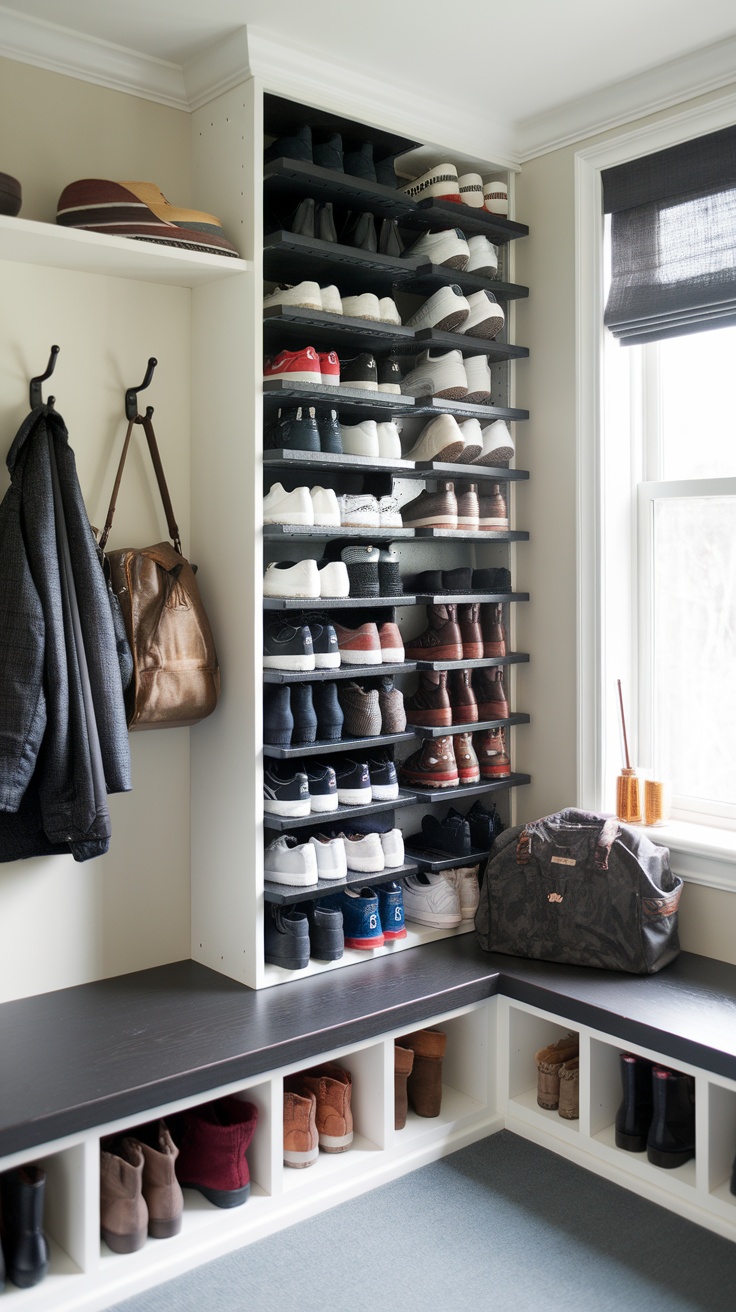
[558,1058,580,1120]
[401,1029,448,1117]
[534,1035,579,1110]
[283,1088,319,1168]
[394,1043,415,1130]
[100,1141,148,1253]
[298,1064,354,1152]
[125,1122,183,1239]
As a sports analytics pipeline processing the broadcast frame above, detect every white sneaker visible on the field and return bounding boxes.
[402,227,470,271]
[401,349,468,400]
[340,420,379,458]
[483,179,508,215]
[406,285,470,333]
[458,172,484,208]
[263,483,314,526]
[478,420,515,466]
[378,495,403,528]
[309,834,348,880]
[381,829,405,867]
[400,163,461,202]
[342,293,381,322]
[457,290,505,340]
[376,421,402,460]
[464,353,492,403]
[456,419,484,463]
[440,865,480,920]
[340,831,385,873]
[264,835,319,886]
[310,486,341,526]
[379,297,402,325]
[466,234,499,278]
[318,560,350,598]
[320,285,343,315]
[263,281,322,312]
[401,871,462,927]
[338,493,381,528]
[263,560,319,598]
[405,413,465,463]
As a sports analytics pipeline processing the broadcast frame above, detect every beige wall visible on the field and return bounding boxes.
[514,83,736,963]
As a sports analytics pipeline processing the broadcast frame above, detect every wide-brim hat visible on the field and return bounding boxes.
[56,179,239,257]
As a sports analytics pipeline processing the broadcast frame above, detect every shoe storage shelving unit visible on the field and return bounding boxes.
[260,92,532,984]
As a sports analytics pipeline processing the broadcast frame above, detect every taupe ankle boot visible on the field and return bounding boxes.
[126,1121,183,1239]
[394,1043,415,1130]
[534,1034,579,1110]
[100,1141,148,1253]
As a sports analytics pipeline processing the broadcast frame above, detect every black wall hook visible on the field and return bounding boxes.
[125,357,157,420]
[30,345,60,410]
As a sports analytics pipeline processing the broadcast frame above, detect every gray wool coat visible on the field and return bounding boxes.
[0,405,131,862]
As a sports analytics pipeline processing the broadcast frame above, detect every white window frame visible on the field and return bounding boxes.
[575,91,736,892]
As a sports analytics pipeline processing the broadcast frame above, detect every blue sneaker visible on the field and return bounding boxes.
[377,881,406,941]
[324,887,384,950]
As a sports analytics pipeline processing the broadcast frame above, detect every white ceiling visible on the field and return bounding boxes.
[4,0,736,157]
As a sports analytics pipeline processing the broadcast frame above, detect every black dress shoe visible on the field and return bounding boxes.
[314,132,344,172]
[344,142,376,181]
[264,123,312,165]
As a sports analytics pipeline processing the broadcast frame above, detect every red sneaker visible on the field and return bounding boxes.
[264,346,321,384]
[319,350,340,386]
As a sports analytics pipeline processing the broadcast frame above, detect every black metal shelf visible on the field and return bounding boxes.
[412,713,531,739]
[263,380,417,415]
[263,230,424,294]
[263,595,415,611]
[413,528,530,541]
[413,327,528,361]
[403,265,529,301]
[415,652,530,671]
[264,862,419,907]
[264,792,416,831]
[263,524,415,541]
[263,305,414,355]
[264,730,418,759]
[405,772,531,802]
[403,199,529,244]
[263,449,417,475]
[264,661,418,684]
[413,592,529,604]
[264,158,417,221]
[415,461,528,482]
[404,845,491,872]
[413,398,529,422]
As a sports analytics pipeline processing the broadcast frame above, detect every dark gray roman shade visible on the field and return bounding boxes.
[602,125,736,345]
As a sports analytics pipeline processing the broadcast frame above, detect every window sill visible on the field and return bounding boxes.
[640,821,736,893]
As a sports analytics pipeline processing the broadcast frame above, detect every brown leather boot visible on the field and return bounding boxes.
[456,481,479,530]
[458,602,483,658]
[298,1064,354,1153]
[404,670,452,727]
[400,481,458,530]
[100,1141,148,1253]
[453,731,480,783]
[479,482,509,530]
[404,604,463,661]
[126,1122,183,1239]
[482,602,507,657]
[400,1029,448,1117]
[394,1043,415,1130]
[449,668,478,724]
[475,727,511,777]
[283,1089,319,1168]
[400,736,459,788]
[473,665,509,719]
[535,1035,579,1110]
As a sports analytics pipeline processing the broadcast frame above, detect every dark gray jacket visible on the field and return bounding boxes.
[0,405,131,862]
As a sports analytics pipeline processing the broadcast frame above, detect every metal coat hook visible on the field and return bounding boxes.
[125,357,157,420]
[30,345,60,410]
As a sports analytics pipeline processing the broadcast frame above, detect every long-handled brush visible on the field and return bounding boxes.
[616,679,641,822]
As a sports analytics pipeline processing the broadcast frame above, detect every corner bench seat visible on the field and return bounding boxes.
[2,940,736,1160]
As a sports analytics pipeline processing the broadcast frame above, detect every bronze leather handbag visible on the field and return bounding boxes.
[99,409,220,730]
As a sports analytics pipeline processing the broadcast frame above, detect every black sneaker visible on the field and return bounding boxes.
[264,764,311,817]
[305,762,339,813]
[313,132,343,172]
[312,682,344,743]
[334,758,372,805]
[378,548,402,597]
[420,811,472,856]
[341,544,380,597]
[377,356,403,394]
[264,406,320,452]
[341,353,378,392]
[317,407,342,454]
[263,621,314,671]
[302,617,340,669]
[291,684,318,746]
[264,124,312,166]
[264,905,310,970]
[471,567,512,594]
[366,753,399,801]
[344,142,376,182]
[263,685,293,747]
[302,901,344,960]
[466,799,505,850]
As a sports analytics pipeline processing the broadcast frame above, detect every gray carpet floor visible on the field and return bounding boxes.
[111,1130,736,1312]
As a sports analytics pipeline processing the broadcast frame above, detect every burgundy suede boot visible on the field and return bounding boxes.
[171,1095,259,1207]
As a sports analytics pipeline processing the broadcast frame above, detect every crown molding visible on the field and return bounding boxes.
[183,28,248,112]
[517,34,736,161]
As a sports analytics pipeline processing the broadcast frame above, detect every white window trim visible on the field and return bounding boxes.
[575,91,736,892]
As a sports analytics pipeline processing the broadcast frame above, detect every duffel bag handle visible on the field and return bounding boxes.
[516,808,621,870]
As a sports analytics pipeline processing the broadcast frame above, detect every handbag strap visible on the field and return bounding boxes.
[516,810,621,870]
[99,408,182,555]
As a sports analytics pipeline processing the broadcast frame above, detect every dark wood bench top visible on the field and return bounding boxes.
[2,941,736,1158]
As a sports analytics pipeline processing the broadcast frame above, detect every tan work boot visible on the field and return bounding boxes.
[100,1141,148,1253]
[283,1087,319,1169]
[400,1029,448,1117]
[298,1064,354,1153]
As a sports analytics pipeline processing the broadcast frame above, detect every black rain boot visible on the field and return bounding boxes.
[615,1052,654,1151]
[0,1166,50,1288]
[646,1067,695,1168]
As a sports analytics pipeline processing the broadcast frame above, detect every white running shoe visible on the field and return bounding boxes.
[477,420,515,466]
[310,486,341,526]
[342,293,381,322]
[338,493,381,528]
[381,829,405,867]
[264,835,319,886]
[320,284,343,315]
[440,865,480,920]
[379,297,402,325]
[309,834,348,880]
[318,560,350,598]
[340,831,385,873]
[406,284,470,333]
[401,349,468,400]
[263,560,320,598]
[458,172,484,208]
[400,163,461,203]
[263,483,314,526]
[466,234,499,278]
[457,290,505,340]
[263,281,322,312]
[401,870,462,927]
[376,421,402,460]
[402,227,470,271]
[483,179,508,215]
[456,418,484,464]
[405,413,465,463]
[340,420,379,458]
[378,495,403,528]
[463,354,492,403]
